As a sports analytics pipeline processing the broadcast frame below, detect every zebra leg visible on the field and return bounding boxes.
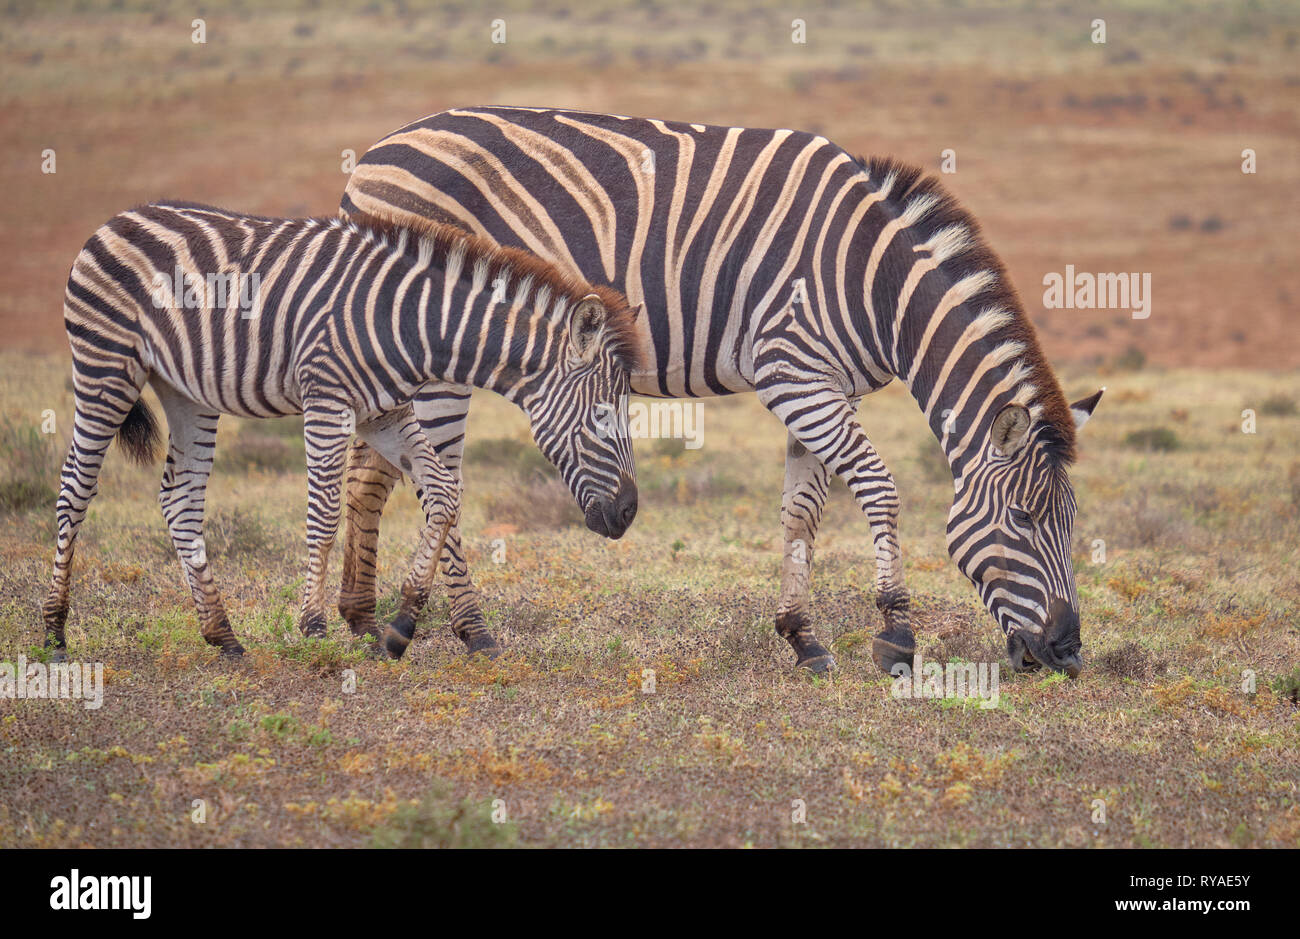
[757,380,915,675]
[153,384,243,655]
[298,401,353,638]
[41,371,144,661]
[338,386,469,636]
[776,434,836,672]
[357,410,499,660]
[338,441,400,638]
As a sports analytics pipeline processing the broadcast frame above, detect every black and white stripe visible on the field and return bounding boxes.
[42,200,641,660]
[339,106,1104,676]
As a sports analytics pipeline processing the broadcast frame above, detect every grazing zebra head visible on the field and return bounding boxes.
[946,391,1103,677]
[520,285,643,539]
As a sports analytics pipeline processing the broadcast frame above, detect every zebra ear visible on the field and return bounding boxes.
[990,404,1031,457]
[1070,388,1105,430]
[569,294,607,363]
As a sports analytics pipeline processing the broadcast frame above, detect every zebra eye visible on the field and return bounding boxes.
[1009,508,1034,528]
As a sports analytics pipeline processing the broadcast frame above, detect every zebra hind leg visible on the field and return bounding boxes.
[339,386,470,639]
[338,440,400,639]
[153,384,243,656]
[775,434,836,673]
[357,410,500,661]
[42,364,156,661]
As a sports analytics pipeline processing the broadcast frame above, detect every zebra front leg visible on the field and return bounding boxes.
[298,401,353,638]
[757,379,915,675]
[776,434,836,672]
[154,385,243,655]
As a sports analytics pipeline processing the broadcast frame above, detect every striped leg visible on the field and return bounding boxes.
[776,434,835,671]
[298,400,354,638]
[356,408,499,660]
[41,367,145,661]
[154,384,243,654]
[757,375,915,675]
[338,385,470,636]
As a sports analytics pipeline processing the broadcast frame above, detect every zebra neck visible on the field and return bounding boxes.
[384,256,539,404]
[890,304,1031,482]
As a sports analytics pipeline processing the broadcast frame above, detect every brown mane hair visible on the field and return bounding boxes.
[344,210,645,372]
[858,155,1077,463]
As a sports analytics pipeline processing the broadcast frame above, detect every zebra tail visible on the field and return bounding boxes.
[116,399,161,465]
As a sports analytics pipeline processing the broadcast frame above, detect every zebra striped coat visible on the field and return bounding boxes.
[339,106,1104,676]
[42,201,641,660]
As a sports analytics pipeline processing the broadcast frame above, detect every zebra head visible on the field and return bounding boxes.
[525,293,642,540]
[946,390,1104,678]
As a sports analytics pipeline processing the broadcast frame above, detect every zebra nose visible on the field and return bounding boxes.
[1046,597,1084,677]
[609,476,638,537]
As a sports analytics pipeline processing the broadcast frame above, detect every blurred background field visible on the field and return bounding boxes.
[2,0,1298,367]
[0,0,1297,847]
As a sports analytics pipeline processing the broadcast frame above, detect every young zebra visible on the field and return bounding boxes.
[42,201,641,661]
[338,107,1104,677]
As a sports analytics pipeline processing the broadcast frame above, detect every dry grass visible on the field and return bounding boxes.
[1,0,1298,849]
[1,351,1297,848]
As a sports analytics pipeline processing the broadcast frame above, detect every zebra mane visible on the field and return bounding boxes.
[341,210,645,372]
[855,155,1077,464]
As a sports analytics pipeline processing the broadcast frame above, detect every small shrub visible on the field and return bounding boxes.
[1123,427,1180,452]
[216,421,303,474]
[0,418,62,513]
[914,437,951,484]
[464,436,551,478]
[1094,640,1165,679]
[1258,394,1297,417]
[1271,668,1300,706]
[371,780,517,848]
[485,478,582,531]
[1113,345,1146,371]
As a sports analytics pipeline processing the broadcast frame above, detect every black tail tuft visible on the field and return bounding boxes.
[117,399,161,465]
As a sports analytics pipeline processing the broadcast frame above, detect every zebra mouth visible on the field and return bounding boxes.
[1007,632,1083,678]
[1007,634,1042,673]
[583,476,638,539]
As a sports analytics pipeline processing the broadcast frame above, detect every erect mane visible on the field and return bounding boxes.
[343,210,645,372]
[856,155,1077,464]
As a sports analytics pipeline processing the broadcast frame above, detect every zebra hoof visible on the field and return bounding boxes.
[300,613,328,639]
[382,612,417,660]
[220,641,245,658]
[47,647,69,665]
[782,625,835,675]
[871,636,916,676]
[463,631,502,659]
[796,652,836,675]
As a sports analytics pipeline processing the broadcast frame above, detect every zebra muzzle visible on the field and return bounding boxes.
[584,475,638,539]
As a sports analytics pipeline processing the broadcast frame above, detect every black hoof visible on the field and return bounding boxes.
[48,647,69,664]
[780,618,836,675]
[871,633,916,676]
[463,632,503,659]
[220,642,245,658]
[796,651,836,675]
[382,611,417,660]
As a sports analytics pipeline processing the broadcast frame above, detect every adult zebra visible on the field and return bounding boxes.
[42,201,641,661]
[338,106,1103,677]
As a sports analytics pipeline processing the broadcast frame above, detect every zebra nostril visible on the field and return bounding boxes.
[619,493,638,526]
